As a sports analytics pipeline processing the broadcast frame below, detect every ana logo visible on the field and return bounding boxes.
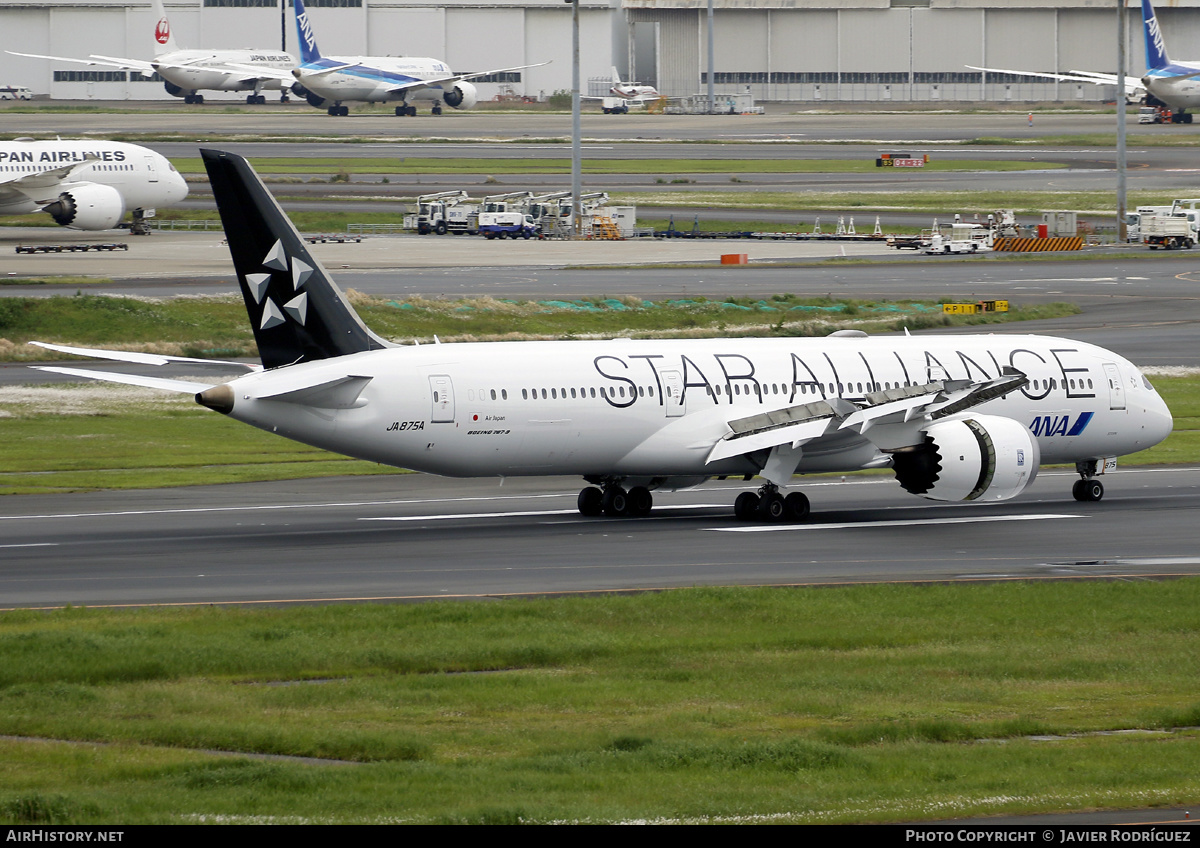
[155,17,170,45]
[297,13,317,52]
[1147,13,1166,62]
[1029,412,1094,438]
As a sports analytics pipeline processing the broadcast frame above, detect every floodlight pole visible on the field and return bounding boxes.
[707,0,715,114]
[571,0,582,238]
[1117,0,1128,243]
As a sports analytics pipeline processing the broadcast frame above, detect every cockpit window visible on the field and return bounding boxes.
[1143,374,1155,392]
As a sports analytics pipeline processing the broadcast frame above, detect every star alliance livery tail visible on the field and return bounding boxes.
[201,149,392,368]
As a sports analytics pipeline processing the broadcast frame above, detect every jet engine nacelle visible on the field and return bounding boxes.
[43,183,125,230]
[443,81,477,110]
[304,89,327,109]
[890,414,1040,502]
[163,81,185,98]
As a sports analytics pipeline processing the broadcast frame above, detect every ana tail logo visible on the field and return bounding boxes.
[155,17,170,45]
[1149,14,1165,60]
[298,13,317,53]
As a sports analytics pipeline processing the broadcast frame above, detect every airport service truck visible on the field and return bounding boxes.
[1141,200,1200,249]
[417,191,478,235]
[922,223,993,255]
[479,212,537,240]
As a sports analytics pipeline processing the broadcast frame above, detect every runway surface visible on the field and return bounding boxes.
[3,467,1199,609]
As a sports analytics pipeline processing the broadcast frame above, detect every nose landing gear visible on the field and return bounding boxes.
[1072,460,1105,502]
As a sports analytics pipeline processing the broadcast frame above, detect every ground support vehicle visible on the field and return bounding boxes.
[479,212,537,240]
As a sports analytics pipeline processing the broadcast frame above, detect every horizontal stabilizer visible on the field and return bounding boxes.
[256,374,372,409]
[31,341,260,371]
[31,366,215,394]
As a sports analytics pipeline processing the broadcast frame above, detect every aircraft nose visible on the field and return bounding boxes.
[1148,392,1174,445]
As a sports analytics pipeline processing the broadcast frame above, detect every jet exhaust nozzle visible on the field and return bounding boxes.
[197,384,235,414]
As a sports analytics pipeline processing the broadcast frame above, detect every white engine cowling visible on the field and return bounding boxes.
[44,183,125,230]
[443,81,477,110]
[890,414,1040,502]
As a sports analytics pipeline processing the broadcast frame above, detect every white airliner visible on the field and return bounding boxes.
[7,0,294,105]
[0,138,187,231]
[34,150,1173,521]
[969,0,1200,123]
[285,0,547,116]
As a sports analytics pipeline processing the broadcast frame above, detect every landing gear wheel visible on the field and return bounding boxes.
[627,486,653,517]
[578,486,604,517]
[432,104,442,115]
[1073,479,1104,502]
[734,492,759,520]
[405,105,417,117]
[395,106,407,116]
[602,486,629,517]
[757,492,787,522]
[784,492,810,522]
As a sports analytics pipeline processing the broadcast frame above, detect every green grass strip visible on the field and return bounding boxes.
[0,581,1197,823]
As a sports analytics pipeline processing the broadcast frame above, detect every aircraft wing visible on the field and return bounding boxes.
[7,50,156,77]
[29,341,261,372]
[705,368,1029,466]
[296,62,363,79]
[0,156,101,205]
[966,65,1144,97]
[223,63,297,84]
[31,366,216,395]
[387,60,551,95]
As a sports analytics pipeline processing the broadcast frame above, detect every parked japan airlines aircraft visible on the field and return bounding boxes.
[34,150,1173,521]
[7,0,294,104]
[285,0,547,116]
[0,139,186,231]
[969,0,1200,123]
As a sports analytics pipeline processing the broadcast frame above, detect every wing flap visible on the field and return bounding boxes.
[706,399,844,464]
[706,368,1029,464]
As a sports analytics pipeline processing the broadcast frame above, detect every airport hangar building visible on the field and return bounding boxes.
[3,0,1200,106]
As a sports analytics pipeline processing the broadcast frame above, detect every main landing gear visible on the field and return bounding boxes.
[575,479,812,522]
[395,104,417,116]
[1072,460,1104,502]
[734,483,810,523]
[328,104,350,116]
[245,94,267,105]
[577,482,653,518]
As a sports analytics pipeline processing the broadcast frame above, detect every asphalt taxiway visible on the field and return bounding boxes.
[2,467,1199,609]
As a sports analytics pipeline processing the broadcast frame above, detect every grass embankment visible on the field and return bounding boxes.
[0,581,1197,824]
[0,291,1079,358]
